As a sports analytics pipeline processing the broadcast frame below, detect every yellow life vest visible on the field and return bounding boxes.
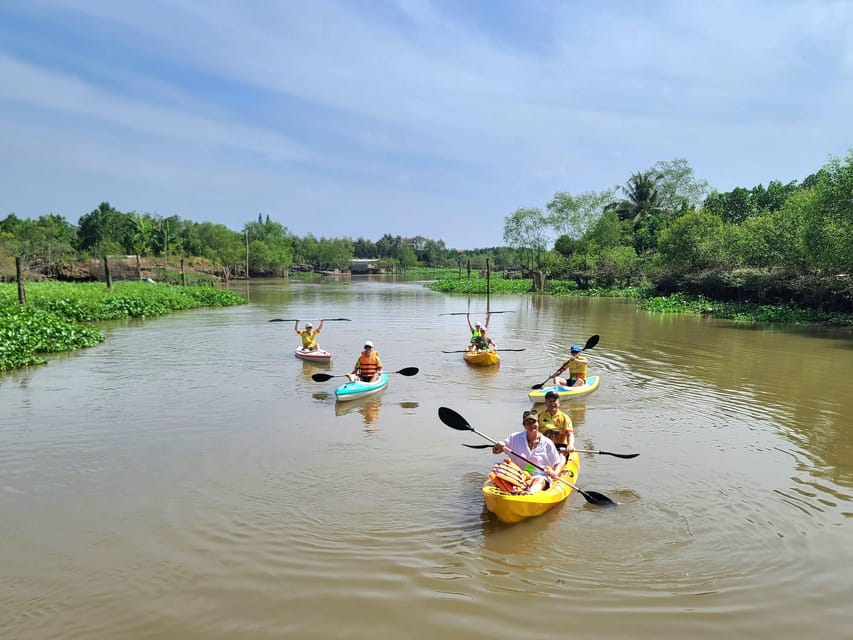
[300,329,318,348]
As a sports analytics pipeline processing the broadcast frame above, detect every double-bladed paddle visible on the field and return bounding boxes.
[438,311,516,316]
[437,406,615,506]
[442,348,526,353]
[531,334,600,390]
[269,317,352,322]
[461,443,638,458]
[311,367,419,382]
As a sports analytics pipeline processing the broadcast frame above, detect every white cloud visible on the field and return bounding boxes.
[1,0,852,247]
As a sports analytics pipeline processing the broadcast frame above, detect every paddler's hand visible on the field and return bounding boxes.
[492,443,505,454]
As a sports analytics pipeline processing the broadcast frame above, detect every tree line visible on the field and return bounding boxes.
[2,150,850,309]
[502,152,852,309]
[0,207,467,281]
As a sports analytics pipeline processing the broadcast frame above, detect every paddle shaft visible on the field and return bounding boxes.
[269,317,351,322]
[462,444,638,459]
[312,367,419,382]
[532,334,599,390]
[439,311,515,316]
[463,427,594,498]
[438,407,615,505]
[443,348,526,353]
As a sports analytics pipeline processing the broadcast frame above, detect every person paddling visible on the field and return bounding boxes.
[492,409,564,494]
[551,344,589,387]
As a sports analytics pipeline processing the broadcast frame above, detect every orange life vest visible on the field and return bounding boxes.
[489,459,532,493]
[355,351,381,377]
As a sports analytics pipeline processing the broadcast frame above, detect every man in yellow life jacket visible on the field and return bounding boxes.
[348,340,383,382]
[553,344,588,387]
[539,390,575,458]
[295,319,324,351]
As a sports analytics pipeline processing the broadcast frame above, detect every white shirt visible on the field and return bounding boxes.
[500,431,560,478]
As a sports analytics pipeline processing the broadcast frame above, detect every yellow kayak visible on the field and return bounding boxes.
[463,349,501,367]
[482,451,580,524]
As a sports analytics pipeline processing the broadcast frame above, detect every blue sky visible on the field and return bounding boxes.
[1,0,851,250]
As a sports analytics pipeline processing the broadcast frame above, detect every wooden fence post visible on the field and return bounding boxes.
[15,257,26,304]
[103,256,113,289]
[181,258,186,286]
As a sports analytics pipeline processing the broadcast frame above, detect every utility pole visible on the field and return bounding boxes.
[245,229,249,279]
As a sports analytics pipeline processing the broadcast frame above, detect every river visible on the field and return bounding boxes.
[1,277,852,639]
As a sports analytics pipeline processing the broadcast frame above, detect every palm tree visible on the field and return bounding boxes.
[130,214,155,279]
[607,171,663,221]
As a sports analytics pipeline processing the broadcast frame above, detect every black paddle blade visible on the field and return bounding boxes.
[462,443,492,449]
[577,449,639,459]
[438,407,473,431]
[584,334,600,350]
[320,317,351,321]
[268,318,298,322]
[395,367,419,376]
[580,490,617,506]
[311,373,342,382]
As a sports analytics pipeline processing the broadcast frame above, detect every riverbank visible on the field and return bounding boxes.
[426,273,853,326]
[0,281,246,371]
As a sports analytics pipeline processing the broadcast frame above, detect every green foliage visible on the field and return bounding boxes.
[582,209,631,252]
[657,210,727,272]
[502,207,550,271]
[653,158,710,214]
[803,151,853,273]
[0,281,246,371]
[546,189,614,240]
[427,273,532,294]
[607,170,664,222]
[77,201,133,254]
[639,292,853,325]
[244,218,294,274]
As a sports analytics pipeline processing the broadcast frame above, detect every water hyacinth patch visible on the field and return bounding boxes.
[0,281,246,371]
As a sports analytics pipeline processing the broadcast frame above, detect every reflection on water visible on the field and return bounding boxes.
[334,398,422,432]
[335,397,383,428]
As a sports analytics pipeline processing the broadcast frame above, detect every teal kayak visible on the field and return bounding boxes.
[528,375,600,401]
[334,373,389,402]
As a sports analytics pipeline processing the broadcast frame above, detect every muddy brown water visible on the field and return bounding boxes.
[2,278,852,639]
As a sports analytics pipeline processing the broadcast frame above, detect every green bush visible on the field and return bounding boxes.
[0,281,246,371]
